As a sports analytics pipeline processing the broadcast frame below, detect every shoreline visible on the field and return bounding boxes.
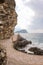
[0,35,43,65]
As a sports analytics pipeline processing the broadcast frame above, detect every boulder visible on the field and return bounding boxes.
[29,47,43,55]
[13,34,32,50]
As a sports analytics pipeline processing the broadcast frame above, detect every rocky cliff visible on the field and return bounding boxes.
[0,0,17,39]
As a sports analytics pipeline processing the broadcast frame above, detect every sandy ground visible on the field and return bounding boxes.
[0,35,43,65]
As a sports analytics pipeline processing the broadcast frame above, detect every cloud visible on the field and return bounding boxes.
[25,0,43,11]
[15,0,43,33]
[15,0,35,29]
[24,0,43,30]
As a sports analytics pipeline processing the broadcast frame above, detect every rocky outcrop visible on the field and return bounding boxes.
[14,40,32,50]
[0,44,7,65]
[13,34,32,50]
[29,47,43,55]
[0,0,17,39]
[13,35,43,55]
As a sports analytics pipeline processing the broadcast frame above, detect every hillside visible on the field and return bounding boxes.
[15,29,28,33]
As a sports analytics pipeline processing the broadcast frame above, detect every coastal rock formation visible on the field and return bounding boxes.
[29,47,43,55]
[0,44,7,65]
[13,40,32,50]
[13,35,43,55]
[0,0,17,39]
[13,34,32,50]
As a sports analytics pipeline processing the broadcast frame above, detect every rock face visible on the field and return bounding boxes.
[0,44,7,65]
[13,34,32,50]
[0,0,17,39]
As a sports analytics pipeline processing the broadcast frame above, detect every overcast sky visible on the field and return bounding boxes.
[15,0,43,33]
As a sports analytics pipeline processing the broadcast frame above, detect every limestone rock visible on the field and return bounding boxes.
[0,0,17,39]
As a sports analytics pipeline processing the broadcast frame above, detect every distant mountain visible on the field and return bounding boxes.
[15,29,28,33]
